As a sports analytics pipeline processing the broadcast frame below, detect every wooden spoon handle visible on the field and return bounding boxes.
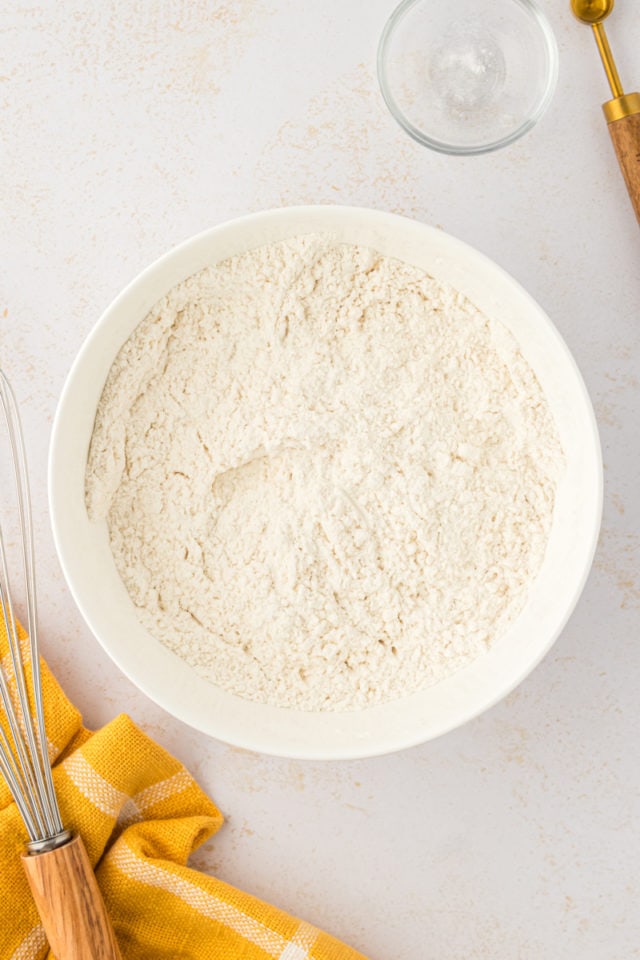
[607,110,640,224]
[21,834,122,960]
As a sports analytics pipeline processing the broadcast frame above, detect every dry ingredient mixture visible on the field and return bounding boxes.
[86,236,564,711]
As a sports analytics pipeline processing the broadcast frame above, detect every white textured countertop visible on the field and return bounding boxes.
[1,3,639,958]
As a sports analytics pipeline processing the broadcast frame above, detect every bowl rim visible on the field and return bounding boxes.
[49,205,603,759]
[376,0,560,156]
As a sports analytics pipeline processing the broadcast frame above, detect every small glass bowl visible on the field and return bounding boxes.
[377,0,558,156]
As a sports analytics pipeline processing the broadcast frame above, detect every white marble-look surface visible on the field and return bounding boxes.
[1,2,639,958]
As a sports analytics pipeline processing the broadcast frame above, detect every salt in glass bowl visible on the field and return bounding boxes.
[377,0,559,155]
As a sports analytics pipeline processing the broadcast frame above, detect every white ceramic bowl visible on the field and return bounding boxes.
[49,206,602,759]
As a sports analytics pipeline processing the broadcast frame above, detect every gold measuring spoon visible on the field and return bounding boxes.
[571,0,640,223]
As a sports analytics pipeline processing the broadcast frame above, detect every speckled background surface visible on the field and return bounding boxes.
[1,2,639,958]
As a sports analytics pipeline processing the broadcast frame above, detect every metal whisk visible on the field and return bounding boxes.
[0,371,69,849]
[0,371,122,960]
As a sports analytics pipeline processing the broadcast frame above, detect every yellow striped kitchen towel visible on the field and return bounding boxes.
[0,622,369,960]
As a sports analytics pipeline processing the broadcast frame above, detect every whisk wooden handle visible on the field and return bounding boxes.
[607,109,640,224]
[21,834,122,960]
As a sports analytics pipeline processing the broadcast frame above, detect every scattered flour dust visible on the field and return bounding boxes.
[85,235,564,711]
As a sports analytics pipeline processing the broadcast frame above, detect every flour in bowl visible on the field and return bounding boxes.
[85,235,564,710]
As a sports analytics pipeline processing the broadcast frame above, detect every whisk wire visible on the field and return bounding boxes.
[0,545,50,838]
[0,371,64,840]
[4,377,62,834]
[0,723,40,838]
